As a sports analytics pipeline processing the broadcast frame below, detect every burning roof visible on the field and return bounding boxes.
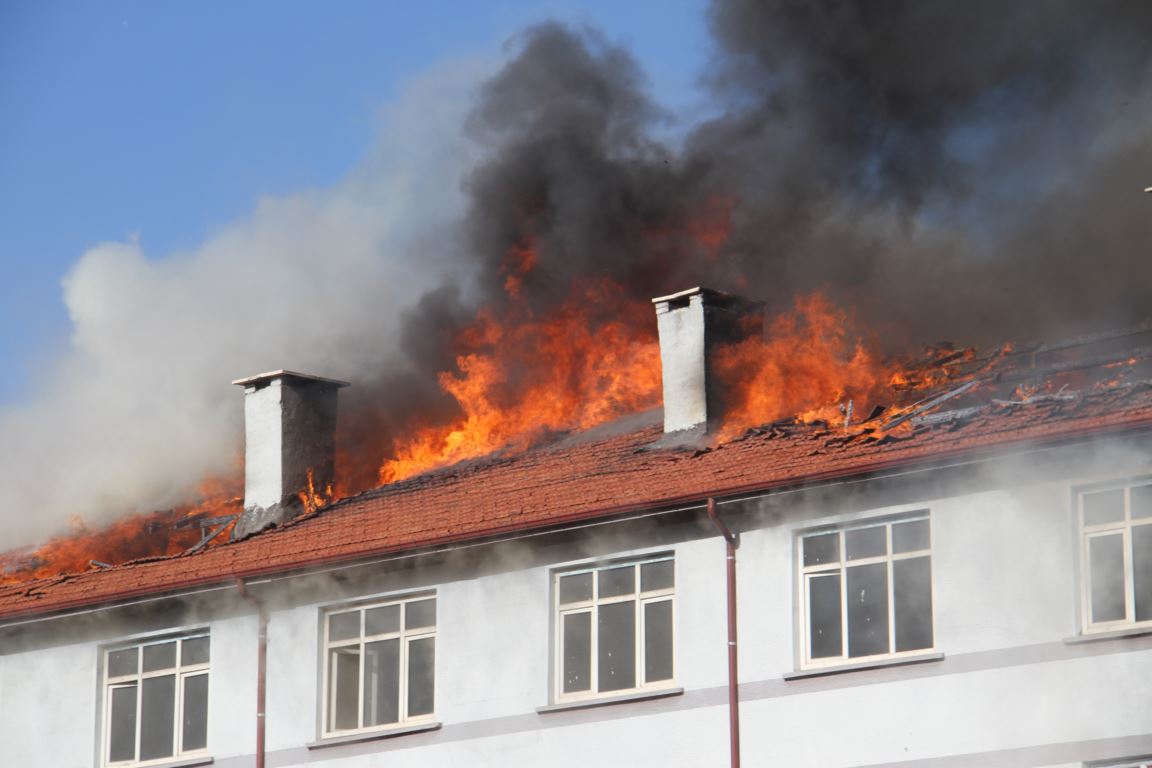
[3,321,1152,623]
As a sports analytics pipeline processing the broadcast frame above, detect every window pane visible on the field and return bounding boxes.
[803,533,839,567]
[893,556,934,651]
[893,519,930,553]
[365,604,401,635]
[182,673,208,751]
[143,641,177,672]
[643,600,674,683]
[599,566,635,598]
[847,563,890,657]
[1134,525,1152,621]
[139,674,176,760]
[1089,534,1126,623]
[562,612,591,694]
[329,647,361,731]
[1133,485,1152,519]
[598,601,636,691]
[808,574,842,659]
[182,636,210,667]
[328,611,361,643]
[641,560,674,592]
[405,599,436,630]
[108,647,138,678]
[1084,489,1124,526]
[559,573,593,604]
[108,684,137,762]
[407,637,435,717]
[362,639,400,727]
[846,526,887,560]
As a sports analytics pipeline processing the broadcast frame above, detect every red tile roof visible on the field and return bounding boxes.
[3,383,1152,622]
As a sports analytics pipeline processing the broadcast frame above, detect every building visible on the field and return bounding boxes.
[1,287,1151,768]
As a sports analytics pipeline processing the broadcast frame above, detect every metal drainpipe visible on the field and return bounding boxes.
[235,578,268,768]
[707,497,741,768]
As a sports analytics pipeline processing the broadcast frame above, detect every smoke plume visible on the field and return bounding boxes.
[3,1,1152,548]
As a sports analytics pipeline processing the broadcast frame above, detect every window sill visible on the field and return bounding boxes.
[783,652,945,680]
[306,722,441,749]
[1065,625,1152,644]
[537,686,684,714]
[114,758,213,768]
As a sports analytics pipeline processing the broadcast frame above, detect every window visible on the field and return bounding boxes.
[799,513,933,668]
[1079,481,1152,631]
[322,595,436,737]
[554,556,675,701]
[102,634,209,767]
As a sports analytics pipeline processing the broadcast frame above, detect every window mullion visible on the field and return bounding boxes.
[838,531,848,660]
[399,632,410,723]
[133,668,143,763]
[1124,525,1136,623]
[589,602,599,694]
[356,634,366,731]
[886,524,897,655]
[635,565,645,687]
[174,672,185,756]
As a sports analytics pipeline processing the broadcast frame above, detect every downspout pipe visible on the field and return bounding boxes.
[235,578,268,768]
[707,497,741,768]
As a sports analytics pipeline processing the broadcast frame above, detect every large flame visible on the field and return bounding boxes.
[380,275,664,483]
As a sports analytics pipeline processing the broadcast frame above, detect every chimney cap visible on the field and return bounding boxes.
[231,370,350,388]
[651,286,763,310]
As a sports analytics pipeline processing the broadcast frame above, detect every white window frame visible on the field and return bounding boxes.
[100,633,210,768]
[797,512,935,670]
[320,593,437,739]
[1078,480,1152,634]
[552,555,676,703]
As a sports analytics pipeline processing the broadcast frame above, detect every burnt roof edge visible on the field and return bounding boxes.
[4,413,1152,628]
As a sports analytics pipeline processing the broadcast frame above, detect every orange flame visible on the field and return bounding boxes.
[712,294,888,437]
[380,277,663,483]
[0,476,241,583]
[298,467,334,514]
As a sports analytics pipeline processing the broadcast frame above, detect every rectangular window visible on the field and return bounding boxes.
[322,595,436,737]
[554,556,675,701]
[799,514,933,668]
[102,634,210,766]
[1079,481,1152,632]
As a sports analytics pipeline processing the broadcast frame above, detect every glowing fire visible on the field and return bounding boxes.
[0,477,241,584]
[379,277,664,483]
[299,467,335,515]
[712,294,889,438]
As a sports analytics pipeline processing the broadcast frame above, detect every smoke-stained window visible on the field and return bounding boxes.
[798,514,933,668]
[322,594,436,737]
[1079,481,1152,632]
[101,633,209,766]
[553,556,675,701]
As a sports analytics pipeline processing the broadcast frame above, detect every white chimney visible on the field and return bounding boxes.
[231,370,349,539]
[652,287,763,433]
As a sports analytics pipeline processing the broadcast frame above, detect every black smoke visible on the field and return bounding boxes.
[342,0,1152,484]
[421,2,1152,346]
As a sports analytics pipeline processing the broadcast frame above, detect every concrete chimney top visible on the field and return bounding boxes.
[232,370,349,540]
[652,287,764,434]
[232,370,350,390]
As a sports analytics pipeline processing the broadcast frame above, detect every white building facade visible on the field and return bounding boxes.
[3,431,1151,768]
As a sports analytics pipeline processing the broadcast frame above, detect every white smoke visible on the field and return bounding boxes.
[0,59,490,549]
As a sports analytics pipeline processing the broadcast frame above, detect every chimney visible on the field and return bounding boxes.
[231,370,349,539]
[652,287,764,433]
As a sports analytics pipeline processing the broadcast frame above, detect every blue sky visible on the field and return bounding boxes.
[0,0,711,405]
